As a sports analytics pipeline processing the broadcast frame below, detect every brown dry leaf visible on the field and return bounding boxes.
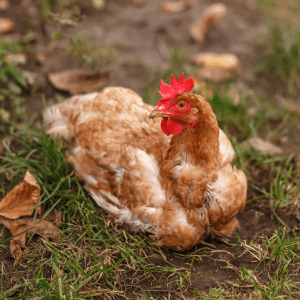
[48,69,108,95]
[4,54,27,64]
[0,18,16,34]
[0,217,60,260]
[42,209,63,228]
[189,3,227,42]
[191,52,241,82]
[0,171,41,219]
[0,0,9,11]
[161,0,192,13]
[241,137,283,155]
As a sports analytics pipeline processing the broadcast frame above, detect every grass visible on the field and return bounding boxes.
[0,39,28,126]
[234,227,300,299]
[256,24,300,96]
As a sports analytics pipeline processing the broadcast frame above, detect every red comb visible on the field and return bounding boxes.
[158,73,194,102]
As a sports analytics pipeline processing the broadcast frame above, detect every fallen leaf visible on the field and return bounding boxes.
[42,209,63,228]
[4,54,27,65]
[241,137,283,155]
[0,217,60,260]
[189,3,227,42]
[191,53,240,69]
[0,18,16,34]
[161,0,192,13]
[0,171,41,219]
[0,0,9,11]
[48,69,108,95]
[191,52,241,82]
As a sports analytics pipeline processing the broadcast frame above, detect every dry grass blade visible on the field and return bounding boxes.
[189,3,227,42]
[0,171,41,219]
[48,69,108,95]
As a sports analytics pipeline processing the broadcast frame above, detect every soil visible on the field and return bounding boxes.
[0,0,299,298]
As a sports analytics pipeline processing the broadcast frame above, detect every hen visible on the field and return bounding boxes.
[43,74,247,251]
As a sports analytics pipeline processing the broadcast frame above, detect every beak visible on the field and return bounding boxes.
[149,107,170,119]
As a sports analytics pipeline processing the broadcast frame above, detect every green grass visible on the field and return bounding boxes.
[256,24,300,96]
[247,154,299,227]
[234,227,300,299]
[0,39,28,125]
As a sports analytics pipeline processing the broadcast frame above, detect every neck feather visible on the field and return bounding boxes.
[165,96,221,181]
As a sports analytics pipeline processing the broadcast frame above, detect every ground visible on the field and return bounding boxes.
[0,0,300,299]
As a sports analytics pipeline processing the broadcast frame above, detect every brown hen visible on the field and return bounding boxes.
[43,74,247,251]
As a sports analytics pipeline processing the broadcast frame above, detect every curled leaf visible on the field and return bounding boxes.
[0,171,41,219]
[191,52,241,82]
[189,3,227,42]
[4,54,27,65]
[241,137,283,155]
[0,18,15,34]
[0,217,61,260]
[161,0,192,13]
[48,69,108,95]
[0,0,9,11]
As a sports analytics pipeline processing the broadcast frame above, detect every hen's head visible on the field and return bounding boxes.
[149,74,198,136]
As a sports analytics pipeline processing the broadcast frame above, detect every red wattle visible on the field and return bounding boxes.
[161,119,184,136]
[161,119,171,136]
[166,118,184,135]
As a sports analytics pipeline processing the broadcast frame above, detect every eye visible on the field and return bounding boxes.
[177,102,186,109]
